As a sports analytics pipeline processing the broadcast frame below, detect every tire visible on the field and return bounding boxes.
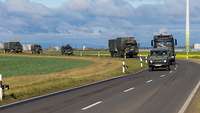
[149,67,154,71]
[167,65,171,71]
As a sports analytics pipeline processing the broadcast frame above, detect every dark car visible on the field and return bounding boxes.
[148,48,171,71]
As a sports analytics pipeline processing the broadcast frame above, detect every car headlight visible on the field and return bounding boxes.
[164,60,167,63]
[150,60,153,63]
[171,56,175,58]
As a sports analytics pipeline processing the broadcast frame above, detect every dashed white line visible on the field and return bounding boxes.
[169,71,173,74]
[146,80,153,84]
[123,87,135,93]
[81,101,103,110]
[160,75,166,78]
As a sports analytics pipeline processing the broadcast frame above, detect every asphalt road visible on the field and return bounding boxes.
[1,60,200,113]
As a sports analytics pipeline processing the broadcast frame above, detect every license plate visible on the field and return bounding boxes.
[155,64,162,67]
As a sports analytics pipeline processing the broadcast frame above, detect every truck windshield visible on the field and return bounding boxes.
[151,50,168,56]
[155,41,172,48]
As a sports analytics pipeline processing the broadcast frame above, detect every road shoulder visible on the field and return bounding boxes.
[186,59,200,113]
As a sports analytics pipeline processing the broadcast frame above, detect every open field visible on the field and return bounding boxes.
[0,55,92,77]
[1,55,146,104]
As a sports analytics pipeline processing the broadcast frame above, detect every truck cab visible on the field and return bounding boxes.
[148,48,171,71]
[151,34,177,64]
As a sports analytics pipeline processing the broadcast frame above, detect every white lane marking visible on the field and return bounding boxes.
[169,71,173,74]
[146,80,153,84]
[123,87,135,93]
[81,101,103,110]
[175,65,178,70]
[160,75,166,78]
[178,80,200,113]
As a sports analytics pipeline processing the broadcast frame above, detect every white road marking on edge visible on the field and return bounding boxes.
[81,101,103,110]
[123,87,135,93]
[160,75,166,78]
[178,80,200,113]
[146,80,153,84]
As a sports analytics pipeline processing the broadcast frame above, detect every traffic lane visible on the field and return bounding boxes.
[54,68,173,113]
[0,64,172,113]
[79,61,200,113]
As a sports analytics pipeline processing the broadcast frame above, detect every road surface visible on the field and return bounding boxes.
[0,60,200,113]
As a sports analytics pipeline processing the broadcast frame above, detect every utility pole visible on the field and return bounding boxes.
[186,0,190,60]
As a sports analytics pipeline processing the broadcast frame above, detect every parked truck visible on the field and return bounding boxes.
[61,44,73,55]
[4,42,23,53]
[109,37,139,58]
[151,34,177,64]
[31,44,42,54]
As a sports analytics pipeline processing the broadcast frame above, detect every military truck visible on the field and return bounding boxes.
[4,42,23,53]
[108,37,139,58]
[151,34,177,64]
[31,44,42,54]
[148,48,171,71]
[61,44,73,55]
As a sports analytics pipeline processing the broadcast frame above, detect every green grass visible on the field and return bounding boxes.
[0,56,92,77]
[1,56,145,104]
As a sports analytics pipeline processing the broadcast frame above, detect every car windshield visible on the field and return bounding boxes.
[151,50,168,56]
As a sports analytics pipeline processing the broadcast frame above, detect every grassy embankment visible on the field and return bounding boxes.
[1,54,145,104]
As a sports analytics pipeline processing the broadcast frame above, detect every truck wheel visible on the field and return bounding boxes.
[149,67,154,71]
[167,65,171,71]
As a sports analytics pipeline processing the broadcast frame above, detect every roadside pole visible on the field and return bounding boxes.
[0,74,3,101]
[122,61,126,73]
[140,55,143,68]
[145,56,148,63]
[186,0,190,60]
[80,51,83,56]
[98,51,100,57]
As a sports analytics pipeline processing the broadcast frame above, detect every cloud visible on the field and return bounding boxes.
[0,0,200,47]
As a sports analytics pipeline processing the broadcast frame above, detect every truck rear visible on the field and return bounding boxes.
[4,42,23,53]
[109,37,139,58]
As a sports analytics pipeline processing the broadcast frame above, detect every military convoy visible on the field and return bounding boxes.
[61,44,73,55]
[2,34,177,72]
[108,37,139,58]
[31,44,43,54]
[4,42,23,53]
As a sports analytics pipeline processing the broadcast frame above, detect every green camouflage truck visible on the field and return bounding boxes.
[109,37,139,58]
[151,34,177,64]
[61,44,73,55]
[148,48,171,71]
[4,42,23,53]
[31,44,43,54]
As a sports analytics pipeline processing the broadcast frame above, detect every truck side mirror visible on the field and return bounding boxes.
[175,39,178,46]
[151,40,154,47]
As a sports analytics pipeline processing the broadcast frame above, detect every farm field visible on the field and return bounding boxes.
[0,55,92,77]
[1,55,145,104]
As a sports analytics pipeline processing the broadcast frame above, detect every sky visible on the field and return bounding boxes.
[0,0,199,48]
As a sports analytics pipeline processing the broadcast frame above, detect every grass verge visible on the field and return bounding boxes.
[1,55,146,105]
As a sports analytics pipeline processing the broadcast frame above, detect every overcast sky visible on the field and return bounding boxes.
[0,0,198,48]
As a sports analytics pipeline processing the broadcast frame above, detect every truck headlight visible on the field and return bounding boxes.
[164,60,167,63]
